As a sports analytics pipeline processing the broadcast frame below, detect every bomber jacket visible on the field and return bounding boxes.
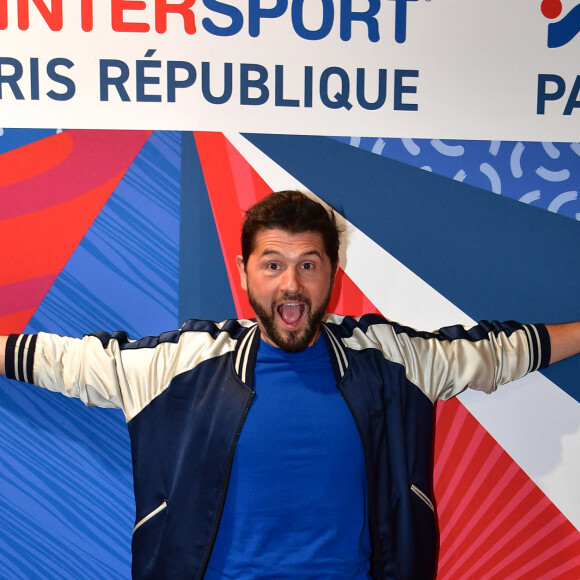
[4,314,550,579]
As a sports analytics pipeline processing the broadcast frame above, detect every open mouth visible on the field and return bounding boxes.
[277,302,306,327]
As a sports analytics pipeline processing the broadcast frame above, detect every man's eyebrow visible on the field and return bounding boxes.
[259,249,323,259]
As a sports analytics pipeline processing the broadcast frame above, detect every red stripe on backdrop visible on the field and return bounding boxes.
[194,131,272,319]
[328,269,381,316]
[224,135,263,214]
[434,398,580,579]
[0,275,58,317]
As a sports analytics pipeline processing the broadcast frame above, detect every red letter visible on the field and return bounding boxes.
[111,0,149,32]
[155,0,196,34]
[18,0,63,31]
[81,0,93,31]
[0,0,7,29]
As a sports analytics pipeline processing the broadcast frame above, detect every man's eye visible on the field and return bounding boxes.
[266,263,280,270]
[302,263,314,270]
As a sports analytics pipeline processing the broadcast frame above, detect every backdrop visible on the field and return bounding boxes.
[1,1,580,578]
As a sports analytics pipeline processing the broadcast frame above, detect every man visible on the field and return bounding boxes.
[1,190,579,579]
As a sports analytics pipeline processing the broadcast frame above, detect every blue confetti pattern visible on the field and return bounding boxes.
[333,137,580,221]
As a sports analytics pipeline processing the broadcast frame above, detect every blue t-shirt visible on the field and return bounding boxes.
[205,337,371,579]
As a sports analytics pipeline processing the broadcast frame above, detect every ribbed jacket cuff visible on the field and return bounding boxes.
[532,323,551,370]
[5,334,37,384]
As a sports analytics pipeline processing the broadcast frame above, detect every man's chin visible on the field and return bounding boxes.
[277,336,312,353]
[266,322,315,353]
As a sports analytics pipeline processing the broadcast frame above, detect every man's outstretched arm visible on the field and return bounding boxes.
[546,322,580,365]
[1,323,579,378]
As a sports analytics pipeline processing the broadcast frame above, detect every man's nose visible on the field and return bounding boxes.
[281,267,300,293]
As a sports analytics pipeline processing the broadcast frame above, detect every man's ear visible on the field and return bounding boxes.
[331,261,340,288]
[236,255,248,291]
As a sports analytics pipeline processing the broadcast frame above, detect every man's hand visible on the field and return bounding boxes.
[546,322,580,364]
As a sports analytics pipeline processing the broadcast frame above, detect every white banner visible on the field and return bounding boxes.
[1,0,579,140]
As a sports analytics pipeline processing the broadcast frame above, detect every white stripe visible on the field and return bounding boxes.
[21,334,33,383]
[239,326,256,384]
[529,324,542,371]
[522,325,533,373]
[323,327,346,378]
[13,335,25,382]
[234,334,245,377]
[133,501,167,534]
[234,326,252,382]
[331,330,348,374]
[411,484,435,513]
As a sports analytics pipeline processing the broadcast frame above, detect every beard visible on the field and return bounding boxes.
[248,289,332,353]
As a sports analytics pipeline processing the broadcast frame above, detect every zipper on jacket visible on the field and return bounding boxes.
[133,500,168,534]
[336,386,384,575]
[410,484,435,512]
[198,390,255,579]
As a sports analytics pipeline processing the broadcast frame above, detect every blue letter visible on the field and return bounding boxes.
[564,75,580,115]
[241,63,269,105]
[249,0,288,37]
[394,69,418,111]
[202,0,243,36]
[537,74,566,114]
[304,65,313,107]
[340,0,380,41]
[100,59,130,102]
[47,58,75,101]
[137,50,161,102]
[320,67,352,109]
[292,0,333,40]
[387,0,418,44]
[0,57,24,99]
[202,61,232,104]
[356,68,386,110]
[275,65,299,106]
[168,61,197,103]
[30,58,39,100]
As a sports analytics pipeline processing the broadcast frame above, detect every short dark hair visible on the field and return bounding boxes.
[241,190,341,267]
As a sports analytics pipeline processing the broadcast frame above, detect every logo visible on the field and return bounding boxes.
[542,0,580,47]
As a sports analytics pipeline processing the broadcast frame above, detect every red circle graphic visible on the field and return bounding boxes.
[541,0,563,19]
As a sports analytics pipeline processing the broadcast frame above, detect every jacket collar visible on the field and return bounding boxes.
[233,321,349,388]
[321,322,349,382]
[233,323,260,388]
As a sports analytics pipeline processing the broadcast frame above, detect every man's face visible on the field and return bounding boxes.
[237,228,336,352]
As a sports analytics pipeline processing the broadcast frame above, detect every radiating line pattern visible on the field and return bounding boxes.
[337,137,580,220]
[434,399,580,579]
